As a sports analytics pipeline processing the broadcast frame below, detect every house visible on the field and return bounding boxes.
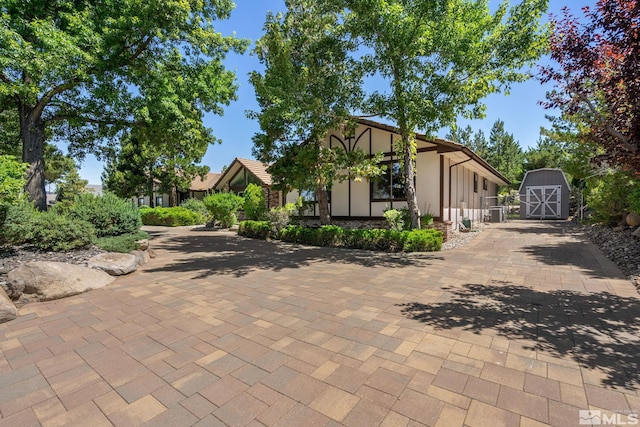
[284,119,510,235]
[518,168,570,220]
[134,172,221,207]
[213,157,282,209]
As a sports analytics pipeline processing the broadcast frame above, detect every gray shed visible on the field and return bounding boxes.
[518,168,570,220]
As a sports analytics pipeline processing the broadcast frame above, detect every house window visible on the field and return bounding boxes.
[229,169,261,194]
[483,178,488,191]
[155,196,163,207]
[138,197,145,207]
[371,161,405,201]
[473,173,478,193]
[300,189,316,202]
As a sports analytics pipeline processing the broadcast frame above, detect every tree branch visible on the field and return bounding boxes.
[574,90,637,153]
[0,73,12,84]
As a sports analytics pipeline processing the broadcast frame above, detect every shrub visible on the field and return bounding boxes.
[0,155,27,205]
[277,225,442,252]
[140,206,204,226]
[203,192,244,228]
[265,202,298,237]
[588,171,636,225]
[180,198,209,219]
[403,229,442,252]
[238,220,271,239]
[28,212,96,251]
[243,183,266,220]
[65,192,141,237]
[0,197,39,245]
[384,209,404,232]
[96,231,149,253]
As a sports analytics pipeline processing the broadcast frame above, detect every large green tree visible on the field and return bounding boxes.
[485,119,524,188]
[250,0,380,225]
[344,0,549,228]
[0,0,247,210]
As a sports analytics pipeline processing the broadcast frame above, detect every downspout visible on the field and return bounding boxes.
[448,158,472,221]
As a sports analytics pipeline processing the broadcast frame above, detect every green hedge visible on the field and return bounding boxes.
[140,206,205,226]
[65,193,141,237]
[238,222,442,252]
[238,220,271,239]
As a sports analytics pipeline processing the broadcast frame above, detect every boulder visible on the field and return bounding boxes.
[147,248,157,259]
[0,287,17,323]
[7,262,115,301]
[129,250,150,266]
[88,253,138,276]
[135,239,149,251]
[626,212,640,227]
[633,227,640,238]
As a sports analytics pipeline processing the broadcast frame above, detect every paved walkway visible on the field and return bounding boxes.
[0,221,638,426]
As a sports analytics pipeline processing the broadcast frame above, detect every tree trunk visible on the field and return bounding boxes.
[20,106,47,211]
[317,184,330,225]
[147,170,155,207]
[401,131,421,229]
[169,186,177,207]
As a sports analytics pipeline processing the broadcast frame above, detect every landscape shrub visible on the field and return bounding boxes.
[96,231,149,253]
[27,211,95,251]
[276,225,442,252]
[243,183,266,220]
[0,197,39,245]
[140,206,204,226]
[0,155,28,225]
[180,198,209,219]
[384,209,404,232]
[203,192,244,228]
[264,202,298,236]
[65,192,141,237]
[588,172,636,225]
[238,220,271,239]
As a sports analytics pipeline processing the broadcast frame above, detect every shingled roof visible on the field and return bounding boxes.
[189,172,221,191]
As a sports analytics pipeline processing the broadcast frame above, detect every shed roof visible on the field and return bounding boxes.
[518,168,570,193]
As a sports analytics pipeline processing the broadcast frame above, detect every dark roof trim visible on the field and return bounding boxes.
[355,118,510,185]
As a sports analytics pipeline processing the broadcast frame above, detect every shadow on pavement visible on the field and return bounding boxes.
[399,283,640,389]
[144,234,444,278]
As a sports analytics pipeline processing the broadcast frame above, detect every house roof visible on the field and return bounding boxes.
[355,118,511,186]
[215,158,272,189]
[189,172,221,191]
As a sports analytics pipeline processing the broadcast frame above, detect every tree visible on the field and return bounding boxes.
[250,0,381,225]
[484,119,524,187]
[344,0,549,228]
[447,126,490,159]
[55,168,88,207]
[0,0,247,210]
[523,134,567,172]
[541,0,640,173]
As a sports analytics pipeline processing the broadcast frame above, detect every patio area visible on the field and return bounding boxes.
[0,221,638,426]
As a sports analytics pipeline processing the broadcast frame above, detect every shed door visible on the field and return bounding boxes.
[526,186,562,219]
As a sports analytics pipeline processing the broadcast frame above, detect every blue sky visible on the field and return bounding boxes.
[77,0,596,184]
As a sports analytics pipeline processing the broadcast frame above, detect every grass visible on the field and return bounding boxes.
[95,231,149,253]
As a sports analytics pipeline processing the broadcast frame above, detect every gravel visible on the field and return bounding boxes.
[0,246,106,275]
[441,230,480,251]
[582,224,640,290]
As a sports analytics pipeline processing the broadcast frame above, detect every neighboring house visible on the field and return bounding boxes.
[214,158,282,209]
[518,168,570,220]
[284,119,509,231]
[85,185,103,196]
[134,172,220,207]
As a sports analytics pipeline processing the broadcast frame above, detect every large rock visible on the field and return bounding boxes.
[129,250,150,266]
[626,212,640,227]
[0,287,17,323]
[7,262,115,301]
[88,253,138,276]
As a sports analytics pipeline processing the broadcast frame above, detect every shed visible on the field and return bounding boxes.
[518,168,570,220]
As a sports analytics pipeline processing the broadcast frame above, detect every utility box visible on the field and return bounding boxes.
[490,208,503,223]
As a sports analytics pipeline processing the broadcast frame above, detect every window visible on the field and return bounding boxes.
[300,189,316,202]
[138,197,145,207]
[371,161,405,201]
[473,173,478,193]
[229,169,261,193]
[155,196,163,207]
[483,178,488,191]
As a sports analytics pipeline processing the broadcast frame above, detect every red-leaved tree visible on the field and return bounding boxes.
[541,0,640,173]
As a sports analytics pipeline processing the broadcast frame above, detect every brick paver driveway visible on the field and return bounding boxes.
[1,221,638,426]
